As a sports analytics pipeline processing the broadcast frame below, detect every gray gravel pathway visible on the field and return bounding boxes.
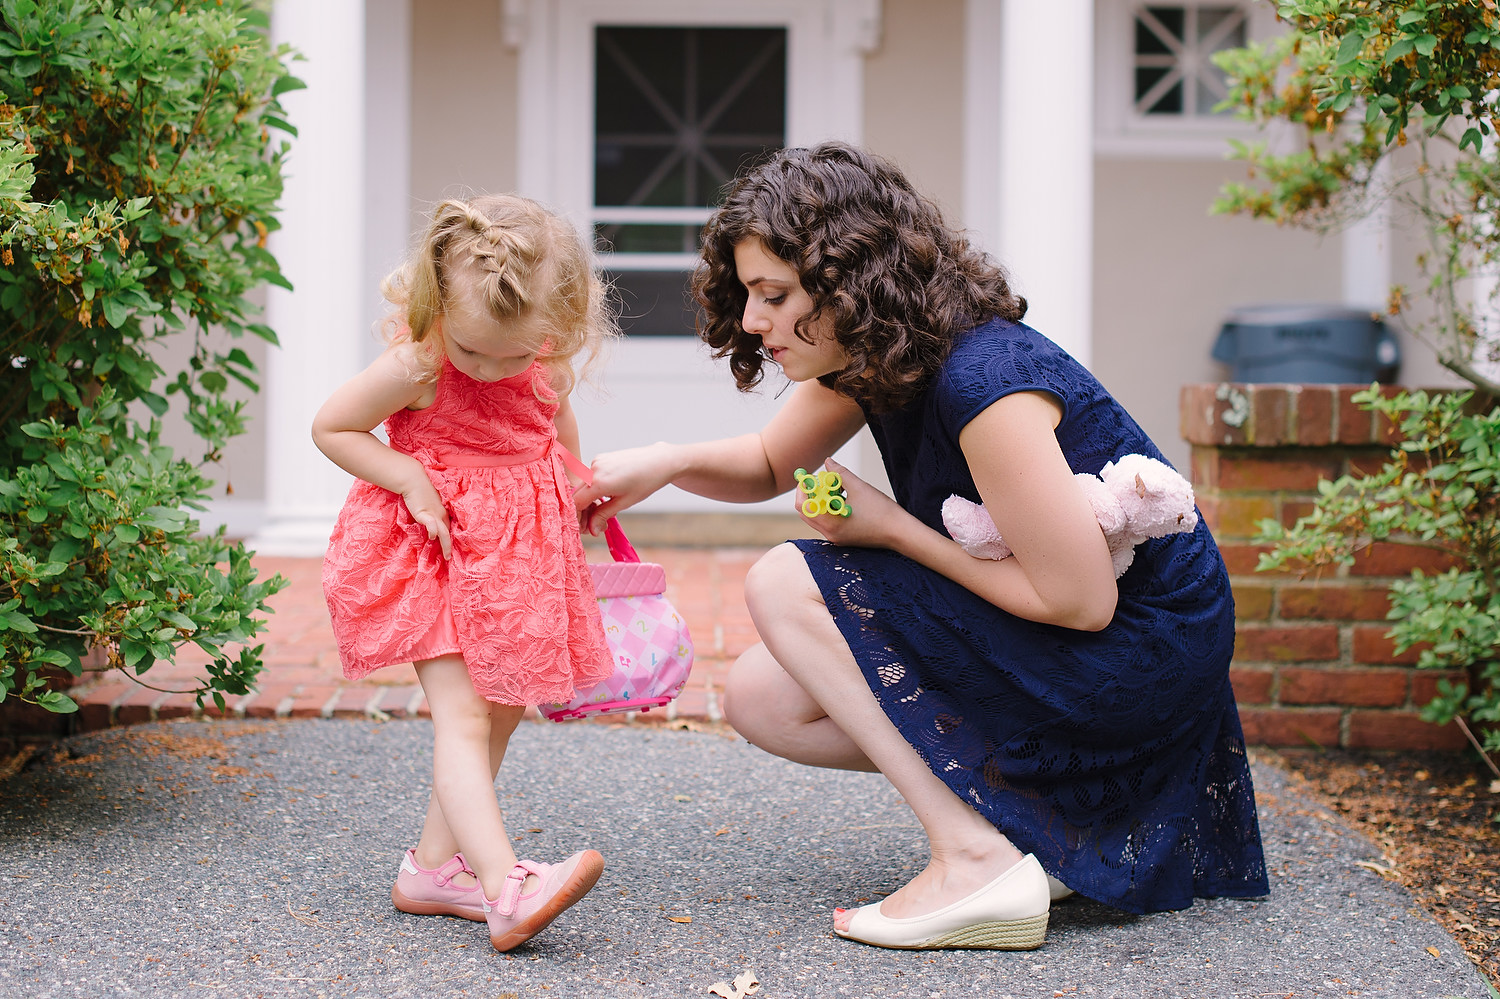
[0,718,1492,998]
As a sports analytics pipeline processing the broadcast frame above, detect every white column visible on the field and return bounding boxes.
[962,0,1003,255]
[251,0,368,556]
[1342,156,1392,312]
[997,0,1094,367]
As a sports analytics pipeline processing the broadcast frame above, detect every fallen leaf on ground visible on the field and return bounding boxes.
[666,915,691,924]
[1425,946,1441,958]
[708,969,760,998]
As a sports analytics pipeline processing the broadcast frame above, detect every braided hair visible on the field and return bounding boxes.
[382,194,615,395]
[693,143,1025,412]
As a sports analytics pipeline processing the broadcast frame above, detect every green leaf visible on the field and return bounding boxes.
[1385,37,1415,63]
[0,610,37,633]
[113,523,141,543]
[1334,31,1363,68]
[36,691,79,714]
[1412,34,1437,57]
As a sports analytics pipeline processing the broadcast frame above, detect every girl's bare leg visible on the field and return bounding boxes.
[412,655,528,900]
[730,543,1026,927]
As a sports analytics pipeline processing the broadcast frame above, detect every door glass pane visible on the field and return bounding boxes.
[595,26,786,335]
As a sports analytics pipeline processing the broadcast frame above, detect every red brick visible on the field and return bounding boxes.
[1217,453,1345,492]
[113,685,163,726]
[1335,386,1377,444]
[1350,626,1423,664]
[1347,542,1463,577]
[1180,384,1227,445]
[669,687,712,719]
[1219,543,1285,575]
[75,679,133,731]
[1234,624,1340,662]
[1204,494,1278,540]
[1229,667,1274,704]
[1279,667,1407,707]
[1346,710,1468,750]
[1279,498,1318,527]
[1190,448,1220,490]
[1249,385,1291,445]
[1237,707,1342,748]
[1294,386,1335,446]
[1410,670,1469,705]
[153,692,201,721]
[1180,384,1251,446]
[1277,584,1390,621]
[1231,582,1274,621]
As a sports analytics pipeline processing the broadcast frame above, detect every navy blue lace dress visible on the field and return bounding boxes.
[793,318,1268,915]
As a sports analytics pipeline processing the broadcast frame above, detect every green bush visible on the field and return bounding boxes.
[1216,1,1500,769]
[1255,388,1500,755]
[0,0,297,714]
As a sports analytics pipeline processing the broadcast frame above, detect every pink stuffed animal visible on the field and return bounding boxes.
[941,454,1198,577]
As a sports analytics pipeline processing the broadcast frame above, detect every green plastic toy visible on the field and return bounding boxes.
[793,467,851,517]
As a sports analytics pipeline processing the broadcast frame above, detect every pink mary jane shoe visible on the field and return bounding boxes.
[834,853,1050,950]
[483,850,605,952]
[391,849,485,921]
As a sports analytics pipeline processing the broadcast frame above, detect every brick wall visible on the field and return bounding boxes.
[1180,383,1467,751]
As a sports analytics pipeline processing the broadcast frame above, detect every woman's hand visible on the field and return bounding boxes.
[795,458,918,550]
[400,476,452,560]
[573,442,681,536]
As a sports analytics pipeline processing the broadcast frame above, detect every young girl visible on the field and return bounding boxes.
[313,194,613,953]
[575,144,1267,950]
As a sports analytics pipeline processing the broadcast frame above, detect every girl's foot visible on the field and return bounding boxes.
[832,853,1050,950]
[392,848,485,921]
[483,850,604,952]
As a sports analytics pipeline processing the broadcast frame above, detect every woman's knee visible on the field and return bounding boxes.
[744,542,818,627]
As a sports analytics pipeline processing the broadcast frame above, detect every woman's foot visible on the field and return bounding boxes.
[832,853,1049,950]
[483,850,605,952]
[835,840,1025,931]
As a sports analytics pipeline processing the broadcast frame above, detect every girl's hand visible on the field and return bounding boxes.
[401,478,452,560]
[573,442,679,535]
[796,458,916,549]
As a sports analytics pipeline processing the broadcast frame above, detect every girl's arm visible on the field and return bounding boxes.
[807,391,1118,631]
[311,343,455,558]
[575,380,866,534]
[551,388,586,491]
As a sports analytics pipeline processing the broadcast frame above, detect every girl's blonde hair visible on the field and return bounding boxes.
[381,194,616,395]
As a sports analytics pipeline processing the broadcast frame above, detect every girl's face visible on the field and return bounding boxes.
[438,275,541,383]
[733,238,847,382]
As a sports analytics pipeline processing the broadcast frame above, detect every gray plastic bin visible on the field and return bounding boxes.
[1211,304,1400,383]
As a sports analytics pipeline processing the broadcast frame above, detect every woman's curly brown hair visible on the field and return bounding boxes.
[692,142,1026,412]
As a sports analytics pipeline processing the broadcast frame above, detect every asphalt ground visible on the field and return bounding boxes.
[0,717,1493,999]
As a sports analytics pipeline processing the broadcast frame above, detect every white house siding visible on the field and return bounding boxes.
[1093,158,1339,471]
[176,0,1458,547]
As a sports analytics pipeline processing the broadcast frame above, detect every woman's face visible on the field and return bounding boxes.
[733,238,847,382]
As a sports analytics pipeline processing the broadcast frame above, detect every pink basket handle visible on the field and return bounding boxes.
[557,444,640,565]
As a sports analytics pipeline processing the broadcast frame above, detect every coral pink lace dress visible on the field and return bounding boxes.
[321,358,611,705]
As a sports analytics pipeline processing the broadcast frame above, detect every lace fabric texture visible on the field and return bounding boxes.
[795,318,1268,914]
[322,359,611,706]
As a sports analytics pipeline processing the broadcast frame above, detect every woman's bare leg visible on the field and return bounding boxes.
[412,655,528,900]
[734,543,1026,927]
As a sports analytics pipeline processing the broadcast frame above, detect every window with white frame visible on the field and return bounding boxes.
[1096,0,1274,157]
[1132,5,1245,117]
[594,25,786,335]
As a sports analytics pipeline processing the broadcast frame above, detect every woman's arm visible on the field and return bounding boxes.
[311,343,455,557]
[808,391,1118,631]
[575,380,866,533]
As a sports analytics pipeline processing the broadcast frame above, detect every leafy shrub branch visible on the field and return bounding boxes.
[0,0,297,714]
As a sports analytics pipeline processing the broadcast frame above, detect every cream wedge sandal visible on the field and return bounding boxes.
[834,853,1050,950]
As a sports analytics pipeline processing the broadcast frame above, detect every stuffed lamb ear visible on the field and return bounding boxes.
[941,495,1015,561]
